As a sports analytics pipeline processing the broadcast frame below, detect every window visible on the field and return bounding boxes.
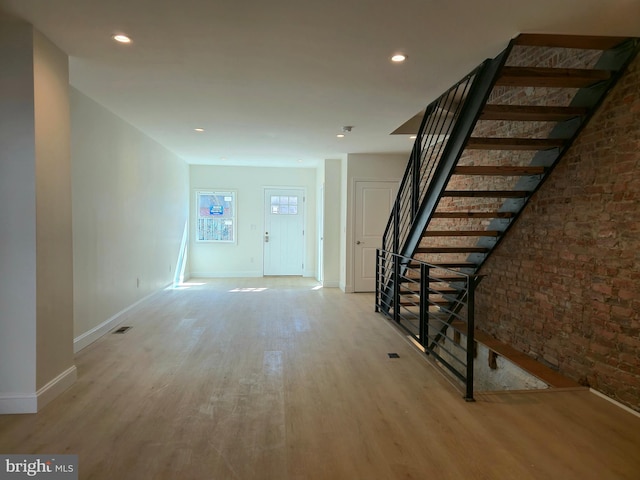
[270,195,299,215]
[196,191,236,243]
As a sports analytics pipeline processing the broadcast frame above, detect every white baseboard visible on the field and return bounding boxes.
[37,365,77,410]
[590,388,640,418]
[0,393,37,414]
[0,365,77,414]
[322,281,340,288]
[74,287,167,353]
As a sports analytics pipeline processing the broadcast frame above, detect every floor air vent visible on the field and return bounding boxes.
[387,353,400,358]
[113,326,132,334]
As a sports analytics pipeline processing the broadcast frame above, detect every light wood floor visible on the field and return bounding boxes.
[1,277,639,479]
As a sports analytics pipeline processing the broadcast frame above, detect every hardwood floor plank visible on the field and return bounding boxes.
[0,278,638,479]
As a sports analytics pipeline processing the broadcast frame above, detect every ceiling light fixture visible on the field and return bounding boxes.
[391,54,407,63]
[409,135,417,139]
[112,34,132,44]
[337,126,353,138]
[194,128,205,132]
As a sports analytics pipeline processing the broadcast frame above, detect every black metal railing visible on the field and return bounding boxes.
[377,71,476,306]
[378,48,510,319]
[376,249,480,400]
[381,67,479,260]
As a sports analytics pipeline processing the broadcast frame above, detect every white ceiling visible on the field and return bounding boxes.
[1,0,639,168]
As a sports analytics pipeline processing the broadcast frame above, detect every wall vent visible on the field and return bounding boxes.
[113,326,132,334]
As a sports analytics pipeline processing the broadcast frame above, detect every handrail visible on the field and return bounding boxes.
[379,62,485,314]
[378,45,512,323]
[381,41,515,263]
[376,249,479,400]
[381,67,480,257]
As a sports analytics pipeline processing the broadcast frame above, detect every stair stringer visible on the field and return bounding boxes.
[462,37,640,272]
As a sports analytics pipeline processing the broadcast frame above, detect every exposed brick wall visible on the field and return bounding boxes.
[475,54,640,412]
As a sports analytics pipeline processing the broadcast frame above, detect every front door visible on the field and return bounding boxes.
[354,181,398,292]
[264,188,305,276]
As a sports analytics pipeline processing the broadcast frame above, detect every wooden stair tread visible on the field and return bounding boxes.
[496,66,611,88]
[401,286,464,294]
[428,276,468,283]
[423,230,501,237]
[400,300,451,306]
[514,33,629,51]
[454,165,546,175]
[473,330,582,389]
[432,211,515,218]
[399,282,464,299]
[400,276,469,283]
[406,262,477,270]
[466,137,566,150]
[443,190,531,198]
[425,285,461,294]
[429,262,477,268]
[400,285,420,292]
[480,104,588,122]
[416,246,489,253]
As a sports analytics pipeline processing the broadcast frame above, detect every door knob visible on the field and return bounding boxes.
[356,240,363,245]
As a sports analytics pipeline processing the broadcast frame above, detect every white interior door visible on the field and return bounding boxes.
[264,188,305,276]
[354,181,398,292]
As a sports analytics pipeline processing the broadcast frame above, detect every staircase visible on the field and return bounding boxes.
[375,34,640,400]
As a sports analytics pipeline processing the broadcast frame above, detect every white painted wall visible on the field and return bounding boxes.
[71,88,189,347]
[316,161,325,283]
[340,153,408,292]
[321,159,342,287]
[33,29,74,391]
[0,22,76,413]
[189,165,316,278]
[340,157,348,289]
[0,21,38,403]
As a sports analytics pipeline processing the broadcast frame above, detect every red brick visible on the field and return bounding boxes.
[476,53,640,412]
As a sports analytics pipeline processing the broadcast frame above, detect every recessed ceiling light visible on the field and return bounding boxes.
[391,54,407,63]
[337,134,345,138]
[112,34,132,44]
[410,135,417,139]
[194,128,205,132]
